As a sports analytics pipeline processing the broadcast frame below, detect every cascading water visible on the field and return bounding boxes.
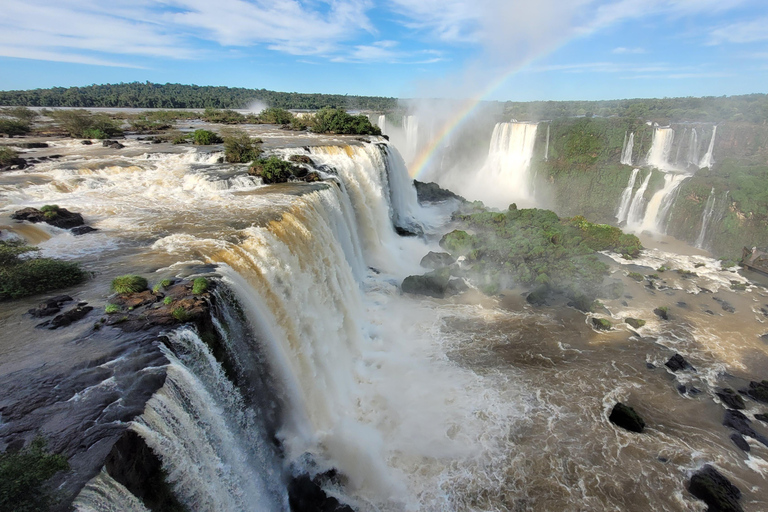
[686,128,699,167]
[74,470,151,512]
[377,115,386,133]
[616,168,640,223]
[620,132,634,165]
[626,170,652,227]
[695,187,717,249]
[646,127,675,170]
[699,125,717,168]
[637,173,689,234]
[402,115,419,165]
[544,124,550,161]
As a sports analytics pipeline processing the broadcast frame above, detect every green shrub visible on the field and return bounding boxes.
[40,205,59,220]
[439,230,475,256]
[192,277,209,294]
[310,107,381,135]
[201,108,245,124]
[130,118,172,132]
[0,147,19,166]
[0,243,87,300]
[110,275,148,294]
[0,119,31,137]
[80,128,108,139]
[0,437,69,512]
[2,106,38,123]
[163,296,173,305]
[105,303,120,314]
[49,110,122,138]
[172,306,191,322]
[627,272,644,281]
[289,116,309,131]
[249,156,297,184]
[223,131,262,163]
[257,108,294,125]
[191,129,223,145]
[625,318,646,329]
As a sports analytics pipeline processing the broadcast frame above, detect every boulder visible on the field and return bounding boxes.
[102,140,125,149]
[653,307,669,320]
[608,403,645,433]
[11,206,85,229]
[722,409,768,446]
[37,304,93,329]
[81,140,92,145]
[394,226,418,237]
[591,317,612,331]
[713,296,736,313]
[16,142,48,148]
[71,225,98,236]
[303,171,321,182]
[446,278,470,295]
[688,465,743,512]
[288,154,314,165]
[526,284,550,306]
[625,318,646,329]
[743,380,768,404]
[288,473,354,512]
[420,251,456,270]
[716,389,746,410]
[665,354,696,372]
[27,295,73,318]
[730,433,750,452]
[402,269,451,299]
[754,413,768,423]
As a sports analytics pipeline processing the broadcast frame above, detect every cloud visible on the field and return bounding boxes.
[709,17,768,44]
[612,47,646,54]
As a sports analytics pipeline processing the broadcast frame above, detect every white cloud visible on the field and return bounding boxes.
[709,17,768,44]
[612,47,646,54]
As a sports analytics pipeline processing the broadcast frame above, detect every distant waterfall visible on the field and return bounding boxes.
[616,168,640,223]
[620,132,634,165]
[695,188,717,248]
[403,115,419,164]
[544,124,550,162]
[626,171,652,226]
[699,126,717,168]
[686,129,699,167]
[637,173,689,233]
[646,127,675,170]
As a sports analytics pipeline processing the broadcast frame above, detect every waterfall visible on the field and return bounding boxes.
[695,187,717,248]
[620,132,634,165]
[686,128,699,167]
[74,470,151,512]
[646,127,675,170]
[616,168,640,223]
[626,170,652,226]
[131,328,288,512]
[402,115,419,164]
[544,124,550,161]
[699,125,717,168]
[637,173,689,234]
[378,115,386,133]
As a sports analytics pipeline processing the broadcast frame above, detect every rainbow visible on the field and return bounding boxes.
[408,59,538,179]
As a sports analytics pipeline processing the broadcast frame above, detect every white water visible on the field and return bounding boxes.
[544,123,550,161]
[699,125,717,168]
[616,168,640,223]
[620,132,634,165]
[686,128,699,167]
[636,173,689,234]
[453,122,538,208]
[626,170,653,226]
[74,470,151,512]
[402,115,419,165]
[646,127,676,170]
[695,187,717,248]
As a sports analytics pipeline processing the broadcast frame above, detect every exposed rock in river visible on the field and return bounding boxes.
[608,403,645,433]
[12,206,85,229]
[688,465,743,512]
[665,354,696,372]
[715,388,746,410]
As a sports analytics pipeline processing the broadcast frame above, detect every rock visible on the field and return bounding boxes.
[625,318,646,329]
[289,154,313,165]
[413,180,465,203]
[288,473,354,512]
[713,296,736,313]
[688,465,743,512]
[760,333,768,343]
[394,226,417,237]
[420,251,456,270]
[446,278,469,295]
[653,307,669,320]
[1,157,28,170]
[111,290,160,309]
[722,410,768,446]
[677,384,687,394]
[37,304,94,329]
[665,354,696,372]
[303,171,321,182]
[102,140,125,149]
[743,380,768,404]
[526,284,550,306]
[754,413,768,423]
[81,140,92,145]
[704,309,716,315]
[609,403,645,433]
[646,362,656,369]
[591,317,612,331]
[27,295,73,318]
[70,225,98,236]
[730,433,750,452]
[716,389,746,410]
[16,142,49,148]
[402,269,451,299]
[11,206,85,229]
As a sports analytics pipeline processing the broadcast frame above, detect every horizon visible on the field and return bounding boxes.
[1,1,767,102]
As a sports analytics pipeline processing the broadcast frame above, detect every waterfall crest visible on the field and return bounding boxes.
[646,127,675,170]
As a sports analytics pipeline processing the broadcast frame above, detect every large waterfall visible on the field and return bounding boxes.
[636,172,689,234]
[699,125,717,168]
[616,168,640,223]
[695,187,717,248]
[625,170,652,227]
[646,127,676,170]
[620,132,634,165]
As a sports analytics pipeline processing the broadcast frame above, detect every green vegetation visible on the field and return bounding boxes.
[163,296,173,305]
[0,82,397,111]
[0,437,69,512]
[257,107,294,124]
[310,107,381,135]
[441,204,642,302]
[191,129,222,145]
[192,277,209,294]
[105,303,120,314]
[0,240,87,300]
[0,118,31,136]
[110,275,148,294]
[2,106,38,123]
[40,205,59,220]
[0,147,19,166]
[627,272,644,282]
[249,156,298,184]
[625,318,646,329]
[592,317,612,330]
[49,110,122,138]
[172,306,191,322]
[201,108,251,124]
[223,130,263,163]
[152,279,172,293]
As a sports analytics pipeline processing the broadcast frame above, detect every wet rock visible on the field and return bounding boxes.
[420,251,456,270]
[38,304,94,329]
[16,142,49,148]
[743,380,768,404]
[27,295,73,318]
[677,384,687,394]
[625,318,646,329]
[394,226,418,237]
[591,317,612,331]
[111,290,160,309]
[288,154,314,165]
[713,296,735,313]
[413,180,465,204]
[677,301,688,308]
[402,269,451,299]
[760,333,768,343]
[730,433,750,452]
[665,354,696,372]
[722,409,768,446]
[288,472,354,512]
[303,171,321,182]
[646,362,656,369]
[609,403,645,433]
[11,206,85,229]
[70,225,98,236]
[525,284,549,306]
[704,309,716,316]
[81,139,92,145]
[653,307,669,320]
[102,140,125,149]
[716,388,746,410]
[688,465,743,512]
[1,156,28,170]
[754,413,768,423]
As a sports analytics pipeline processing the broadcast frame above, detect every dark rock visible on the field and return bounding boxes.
[730,433,750,452]
[70,225,98,235]
[27,295,73,318]
[716,389,746,410]
[721,410,768,447]
[713,296,736,313]
[81,139,92,145]
[609,403,645,433]
[689,387,702,395]
[420,251,456,270]
[394,226,417,237]
[591,317,612,331]
[111,290,160,309]
[755,413,768,423]
[289,154,314,165]
[705,310,716,316]
[303,171,321,182]
[646,362,656,369]
[677,301,688,308]
[102,140,125,149]
[16,142,49,148]
[665,354,696,372]
[38,304,93,329]
[413,180,465,204]
[621,300,629,307]
[526,284,550,306]
[653,307,669,320]
[11,206,85,229]
[625,318,646,329]
[288,473,354,512]
[402,269,451,299]
[688,465,743,512]
[760,333,768,343]
[743,380,768,404]
[677,384,687,394]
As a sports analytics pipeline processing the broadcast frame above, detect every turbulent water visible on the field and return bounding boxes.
[2,131,768,512]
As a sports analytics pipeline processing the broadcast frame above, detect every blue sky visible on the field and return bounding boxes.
[1,0,767,101]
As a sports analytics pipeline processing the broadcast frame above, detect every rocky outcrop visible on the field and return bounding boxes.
[722,409,768,447]
[413,180,465,204]
[625,318,646,329]
[420,251,455,269]
[102,140,125,149]
[742,380,768,404]
[665,354,696,372]
[688,465,743,512]
[716,389,745,410]
[402,269,451,299]
[27,295,73,318]
[608,403,645,433]
[288,471,354,512]
[37,303,94,330]
[12,206,85,229]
